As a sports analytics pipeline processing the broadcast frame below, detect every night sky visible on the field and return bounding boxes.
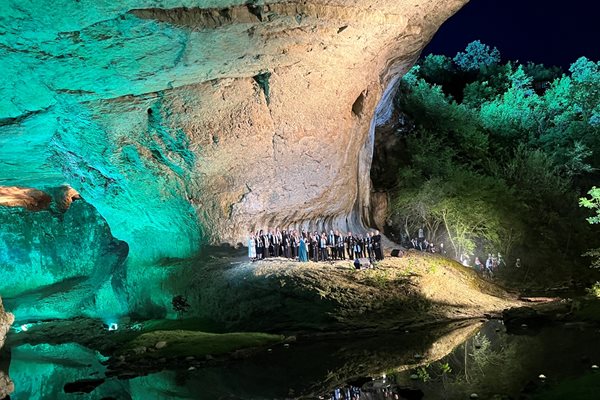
[424,0,600,69]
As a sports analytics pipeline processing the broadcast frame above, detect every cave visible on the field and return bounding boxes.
[2,0,598,399]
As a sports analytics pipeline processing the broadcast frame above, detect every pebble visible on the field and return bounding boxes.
[185,356,195,361]
[409,374,419,380]
[283,343,290,348]
[267,348,273,352]
[155,341,167,349]
[470,394,479,399]
[538,374,546,380]
[521,324,528,328]
[187,366,196,371]
[592,365,599,370]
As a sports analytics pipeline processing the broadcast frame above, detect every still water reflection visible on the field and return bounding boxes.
[1,320,599,399]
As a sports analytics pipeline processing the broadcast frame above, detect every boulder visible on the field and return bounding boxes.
[502,307,548,331]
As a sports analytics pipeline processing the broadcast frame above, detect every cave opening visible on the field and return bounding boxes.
[351,92,365,117]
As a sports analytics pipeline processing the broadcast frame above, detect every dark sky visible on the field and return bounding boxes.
[424,0,600,69]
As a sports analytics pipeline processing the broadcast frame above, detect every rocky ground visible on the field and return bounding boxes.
[4,251,599,394]
[179,250,522,333]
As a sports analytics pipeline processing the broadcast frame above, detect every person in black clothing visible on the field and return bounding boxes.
[290,232,297,259]
[373,230,384,261]
[328,230,336,260]
[256,229,264,259]
[320,232,328,261]
[311,232,319,262]
[365,232,373,261]
[282,230,290,258]
[273,228,281,257]
[260,230,268,259]
[360,234,367,258]
[335,230,345,260]
[346,232,355,260]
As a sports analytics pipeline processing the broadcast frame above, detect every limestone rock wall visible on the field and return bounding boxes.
[0,0,468,263]
[0,199,129,321]
[0,297,14,350]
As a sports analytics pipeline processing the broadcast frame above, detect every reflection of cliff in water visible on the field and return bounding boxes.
[5,319,598,399]
[162,320,481,399]
[1,320,480,399]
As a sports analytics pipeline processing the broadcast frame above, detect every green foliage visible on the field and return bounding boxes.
[392,44,600,277]
[438,362,452,374]
[579,186,600,224]
[419,54,455,85]
[523,62,562,82]
[415,366,431,382]
[453,40,501,72]
[580,187,600,269]
[586,281,600,297]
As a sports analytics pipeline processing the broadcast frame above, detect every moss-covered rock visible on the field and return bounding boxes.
[123,330,284,359]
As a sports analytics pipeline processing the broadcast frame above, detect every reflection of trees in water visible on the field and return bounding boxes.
[392,322,545,399]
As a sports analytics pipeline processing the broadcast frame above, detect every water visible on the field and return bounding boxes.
[1,320,599,399]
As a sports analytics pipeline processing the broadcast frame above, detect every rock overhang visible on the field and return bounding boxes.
[0,0,469,264]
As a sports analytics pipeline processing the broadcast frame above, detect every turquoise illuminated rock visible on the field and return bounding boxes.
[0,0,467,320]
[0,200,128,321]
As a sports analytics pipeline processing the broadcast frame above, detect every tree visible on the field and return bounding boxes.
[579,187,600,269]
[393,45,600,279]
[420,54,455,85]
[454,40,501,72]
[580,186,600,224]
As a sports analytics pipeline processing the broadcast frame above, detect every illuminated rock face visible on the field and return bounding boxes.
[0,200,128,321]
[0,1,467,264]
[0,297,14,349]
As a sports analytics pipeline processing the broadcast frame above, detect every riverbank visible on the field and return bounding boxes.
[174,250,521,333]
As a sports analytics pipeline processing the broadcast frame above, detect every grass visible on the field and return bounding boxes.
[124,330,284,358]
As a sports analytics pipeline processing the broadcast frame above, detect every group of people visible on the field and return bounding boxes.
[247,228,385,263]
[472,253,510,277]
[403,228,522,279]
[400,228,445,254]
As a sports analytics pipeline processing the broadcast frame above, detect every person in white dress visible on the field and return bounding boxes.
[248,232,257,261]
